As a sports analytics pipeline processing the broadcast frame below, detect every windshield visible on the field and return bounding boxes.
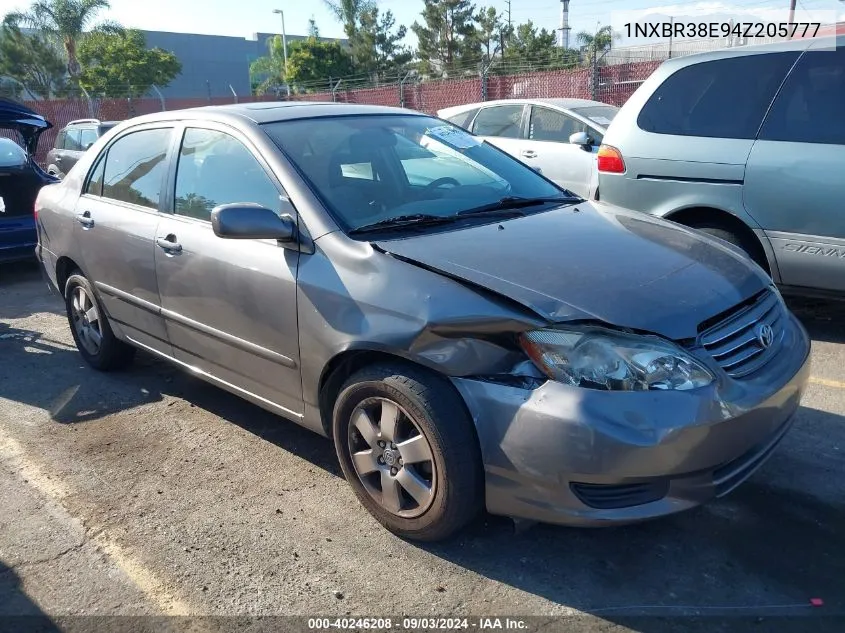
[0,136,27,167]
[263,114,566,232]
[570,105,619,129]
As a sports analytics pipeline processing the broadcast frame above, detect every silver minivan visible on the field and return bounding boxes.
[598,35,845,297]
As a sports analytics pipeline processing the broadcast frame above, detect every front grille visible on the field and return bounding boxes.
[699,289,785,379]
[570,481,669,509]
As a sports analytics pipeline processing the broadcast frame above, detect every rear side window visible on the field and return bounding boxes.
[637,52,799,139]
[85,155,105,196]
[759,48,845,145]
[102,128,172,209]
[444,108,479,130]
[64,128,82,151]
[472,105,524,138]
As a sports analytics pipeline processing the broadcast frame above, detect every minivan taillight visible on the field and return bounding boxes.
[597,145,626,174]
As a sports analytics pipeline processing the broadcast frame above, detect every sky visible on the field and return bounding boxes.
[0,0,842,46]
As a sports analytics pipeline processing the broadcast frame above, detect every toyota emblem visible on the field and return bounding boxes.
[756,323,775,349]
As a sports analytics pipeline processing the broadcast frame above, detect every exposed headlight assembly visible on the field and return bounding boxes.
[520,327,714,392]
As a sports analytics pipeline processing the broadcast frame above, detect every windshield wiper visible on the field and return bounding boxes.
[457,195,579,216]
[348,214,460,235]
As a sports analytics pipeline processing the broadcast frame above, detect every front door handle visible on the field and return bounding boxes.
[156,235,182,253]
[55,156,63,163]
[76,211,94,228]
[521,150,537,158]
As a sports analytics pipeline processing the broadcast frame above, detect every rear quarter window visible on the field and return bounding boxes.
[637,52,799,139]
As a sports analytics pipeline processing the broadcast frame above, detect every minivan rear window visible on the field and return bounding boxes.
[637,52,799,140]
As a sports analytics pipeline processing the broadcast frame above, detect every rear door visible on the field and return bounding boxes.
[745,44,845,291]
[470,104,527,159]
[73,125,173,355]
[154,124,303,418]
[519,105,597,197]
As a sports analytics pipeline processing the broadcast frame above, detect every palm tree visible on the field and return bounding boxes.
[4,0,120,77]
[576,25,616,64]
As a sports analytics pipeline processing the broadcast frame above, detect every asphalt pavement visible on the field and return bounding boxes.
[1,260,843,633]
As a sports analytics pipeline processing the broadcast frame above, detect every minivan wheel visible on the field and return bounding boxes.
[688,223,769,272]
[64,272,135,371]
[332,364,483,541]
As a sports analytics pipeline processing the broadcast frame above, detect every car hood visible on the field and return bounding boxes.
[0,98,52,155]
[375,202,768,341]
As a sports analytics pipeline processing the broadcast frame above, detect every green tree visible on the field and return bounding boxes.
[286,36,354,87]
[324,0,408,76]
[412,0,479,76]
[576,25,616,65]
[251,34,287,94]
[77,29,181,97]
[505,20,577,71]
[475,6,507,65]
[0,23,68,98]
[3,0,120,77]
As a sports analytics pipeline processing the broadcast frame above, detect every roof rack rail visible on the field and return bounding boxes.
[65,118,101,126]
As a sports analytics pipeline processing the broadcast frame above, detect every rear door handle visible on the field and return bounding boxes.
[76,211,94,228]
[521,150,537,158]
[156,236,182,253]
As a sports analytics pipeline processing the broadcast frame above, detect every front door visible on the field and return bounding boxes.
[154,125,303,418]
[744,45,845,292]
[73,125,173,355]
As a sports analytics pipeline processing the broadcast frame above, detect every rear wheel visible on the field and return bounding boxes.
[687,223,769,272]
[64,272,135,371]
[332,363,483,541]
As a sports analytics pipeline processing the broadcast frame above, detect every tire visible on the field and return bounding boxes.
[688,223,768,272]
[64,272,135,371]
[332,363,483,542]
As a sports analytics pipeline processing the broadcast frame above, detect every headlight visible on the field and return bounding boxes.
[520,326,714,391]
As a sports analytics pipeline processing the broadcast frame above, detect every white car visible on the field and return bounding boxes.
[438,98,619,199]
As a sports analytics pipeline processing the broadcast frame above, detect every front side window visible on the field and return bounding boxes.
[529,107,588,142]
[637,52,799,139]
[85,155,105,196]
[64,128,82,151]
[264,114,565,232]
[174,128,281,221]
[472,105,524,138]
[79,128,98,150]
[102,128,172,209]
[570,105,619,129]
[759,48,845,145]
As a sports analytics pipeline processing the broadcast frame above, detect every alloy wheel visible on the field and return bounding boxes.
[347,397,437,518]
[70,285,103,356]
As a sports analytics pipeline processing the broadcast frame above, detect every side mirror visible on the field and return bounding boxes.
[211,203,297,241]
[569,131,593,148]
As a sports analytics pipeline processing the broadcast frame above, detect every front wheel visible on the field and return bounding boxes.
[64,272,135,371]
[332,364,483,542]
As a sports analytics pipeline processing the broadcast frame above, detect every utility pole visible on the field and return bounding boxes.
[559,0,572,49]
[272,8,290,97]
[788,0,796,25]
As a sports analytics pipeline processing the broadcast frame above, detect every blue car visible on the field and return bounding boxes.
[0,98,57,263]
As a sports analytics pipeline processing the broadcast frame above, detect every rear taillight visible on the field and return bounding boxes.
[597,145,626,174]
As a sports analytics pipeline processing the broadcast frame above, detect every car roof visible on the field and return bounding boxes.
[653,34,842,73]
[119,102,422,129]
[438,98,614,117]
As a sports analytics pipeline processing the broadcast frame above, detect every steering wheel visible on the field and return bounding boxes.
[424,177,459,190]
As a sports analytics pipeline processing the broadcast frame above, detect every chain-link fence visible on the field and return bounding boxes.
[13,33,803,166]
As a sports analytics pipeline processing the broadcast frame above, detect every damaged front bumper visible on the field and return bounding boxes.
[451,314,811,526]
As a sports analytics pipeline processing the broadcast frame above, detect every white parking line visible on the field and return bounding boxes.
[0,426,195,616]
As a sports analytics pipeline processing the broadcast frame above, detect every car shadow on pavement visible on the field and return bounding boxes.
[0,261,61,321]
[787,296,845,344]
[0,561,60,631]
